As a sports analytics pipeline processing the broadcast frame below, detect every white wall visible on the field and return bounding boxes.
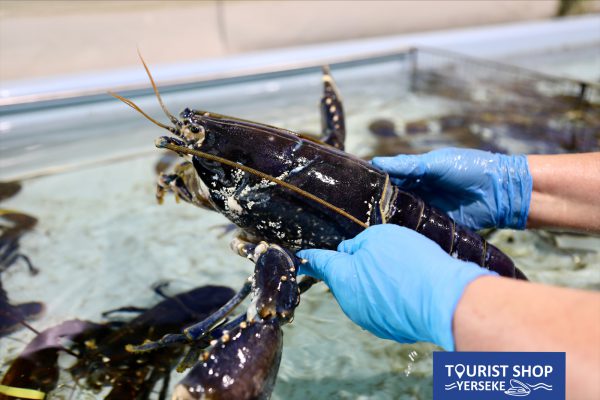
[3,0,598,81]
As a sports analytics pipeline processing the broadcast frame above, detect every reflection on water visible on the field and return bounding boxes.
[0,48,599,399]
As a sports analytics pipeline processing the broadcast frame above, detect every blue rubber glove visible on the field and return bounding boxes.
[371,148,532,230]
[297,224,496,351]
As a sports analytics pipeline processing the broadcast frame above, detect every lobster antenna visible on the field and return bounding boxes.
[18,319,40,335]
[156,139,368,229]
[137,49,180,125]
[108,91,177,134]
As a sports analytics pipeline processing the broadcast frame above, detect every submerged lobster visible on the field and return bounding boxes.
[0,210,43,337]
[112,56,526,399]
[0,285,234,400]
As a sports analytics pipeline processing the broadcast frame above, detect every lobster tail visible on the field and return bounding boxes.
[385,186,526,280]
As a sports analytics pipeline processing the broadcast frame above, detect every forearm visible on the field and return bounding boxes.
[527,153,600,233]
[453,276,600,399]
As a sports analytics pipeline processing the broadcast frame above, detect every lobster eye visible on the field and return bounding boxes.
[181,124,205,144]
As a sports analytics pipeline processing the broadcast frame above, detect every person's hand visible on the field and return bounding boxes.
[297,224,495,351]
[371,148,532,230]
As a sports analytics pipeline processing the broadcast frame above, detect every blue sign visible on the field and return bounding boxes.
[433,352,565,399]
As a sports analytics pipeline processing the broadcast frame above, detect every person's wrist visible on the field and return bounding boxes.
[428,258,498,351]
[496,154,532,230]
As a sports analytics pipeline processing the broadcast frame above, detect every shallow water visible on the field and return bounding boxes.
[1,48,599,399]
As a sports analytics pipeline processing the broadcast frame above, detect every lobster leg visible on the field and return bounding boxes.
[127,281,252,353]
[298,275,319,292]
[0,238,38,275]
[320,66,346,150]
[182,280,252,340]
[0,238,44,336]
[0,211,38,238]
[229,235,261,259]
[158,370,170,400]
[101,306,148,317]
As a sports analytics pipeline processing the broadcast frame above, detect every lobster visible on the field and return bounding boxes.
[0,319,109,400]
[112,58,525,280]
[111,55,526,399]
[0,210,43,337]
[0,285,235,400]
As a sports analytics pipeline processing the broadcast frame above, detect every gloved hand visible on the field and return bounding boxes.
[297,224,496,351]
[371,148,532,230]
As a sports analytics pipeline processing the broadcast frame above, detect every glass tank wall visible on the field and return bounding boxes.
[1,46,598,399]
